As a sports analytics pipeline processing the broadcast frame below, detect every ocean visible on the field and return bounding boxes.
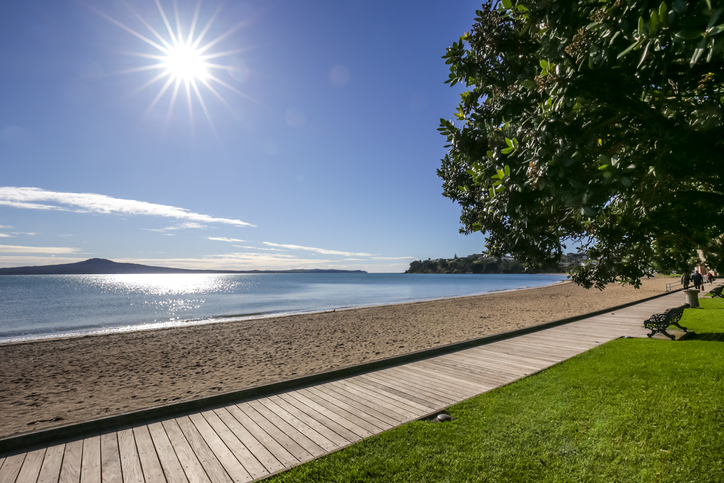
[0,272,567,343]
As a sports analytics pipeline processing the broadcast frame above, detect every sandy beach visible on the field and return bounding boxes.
[0,276,676,439]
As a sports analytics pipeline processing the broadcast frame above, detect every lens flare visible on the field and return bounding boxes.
[91,0,253,135]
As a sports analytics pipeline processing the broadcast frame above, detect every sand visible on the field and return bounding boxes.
[0,276,677,439]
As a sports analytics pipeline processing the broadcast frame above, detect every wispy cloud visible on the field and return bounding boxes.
[0,244,80,254]
[263,242,373,257]
[0,234,13,238]
[0,187,254,227]
[207,237,246,243]
[233,245,284,251]
[144,222,207,233]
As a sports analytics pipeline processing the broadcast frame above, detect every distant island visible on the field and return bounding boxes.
[405,253,586,274]
[0,258,367,275]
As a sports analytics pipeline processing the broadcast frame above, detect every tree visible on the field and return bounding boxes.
[438,0,724,288]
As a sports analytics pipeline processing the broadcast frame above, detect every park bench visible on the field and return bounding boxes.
[710,286,723,298]
[643,305,689,340]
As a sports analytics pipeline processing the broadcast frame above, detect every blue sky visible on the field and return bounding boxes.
[1,0,485,273]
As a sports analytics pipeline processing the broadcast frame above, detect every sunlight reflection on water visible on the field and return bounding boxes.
[78,274,247,295]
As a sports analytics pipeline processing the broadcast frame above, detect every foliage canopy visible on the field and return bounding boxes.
[439,0,724,288]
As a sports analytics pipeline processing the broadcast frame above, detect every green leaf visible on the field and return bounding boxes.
[505,138,514,147]
[659,2,668,23]
[638,16,644,36]
[707,8,722,29]
[638,41,651,68]
[502,0,512,9]
[617,39,641,59]
[487,150,494,158]
[502,147,514,154]
[691,37,707,65]
[504,165,510,176]
[675,30,702,40]
[709,24,724,36]
[649,12,659,34]
[540,59,549,70]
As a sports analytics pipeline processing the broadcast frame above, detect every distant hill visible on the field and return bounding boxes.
[0,258,367,275]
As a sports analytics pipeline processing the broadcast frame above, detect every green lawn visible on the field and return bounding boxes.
[266,298,724,482]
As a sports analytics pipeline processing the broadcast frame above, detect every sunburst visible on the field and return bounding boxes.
[91,0,249,134]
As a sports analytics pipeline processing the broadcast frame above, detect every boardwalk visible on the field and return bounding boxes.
[0,291,694,482]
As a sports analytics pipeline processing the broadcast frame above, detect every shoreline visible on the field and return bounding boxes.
[0,276,676,438]
[0,277,569,347]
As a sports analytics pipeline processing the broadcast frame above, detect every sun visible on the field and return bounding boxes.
[164,44,209,81]
[91,0,249,133]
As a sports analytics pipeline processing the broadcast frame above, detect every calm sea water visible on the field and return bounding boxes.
[0,273,566,343]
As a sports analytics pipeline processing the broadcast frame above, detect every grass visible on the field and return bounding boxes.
[265,297,724,482]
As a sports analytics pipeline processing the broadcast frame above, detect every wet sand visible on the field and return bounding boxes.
[0,276,676,439]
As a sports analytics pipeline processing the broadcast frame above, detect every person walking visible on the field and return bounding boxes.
[693,269,704,291]
[682,271,690,289]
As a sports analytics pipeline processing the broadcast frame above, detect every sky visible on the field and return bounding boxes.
[0,0,486,273]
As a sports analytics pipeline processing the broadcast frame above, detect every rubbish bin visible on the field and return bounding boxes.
[685,289,700,308]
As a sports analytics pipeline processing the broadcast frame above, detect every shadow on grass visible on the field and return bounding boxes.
[684,332,724,342]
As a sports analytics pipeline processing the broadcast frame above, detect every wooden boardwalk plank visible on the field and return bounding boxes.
[199,410,267,480]
[0,453,26,483]
[434,354,523,383]
[162,418,212,483]
[14,448,45,483]
[37,444,65,483]
[187,412,253,483]
[80,436,101,483]
[344,376,439,412]
[366,367,464,403]
[305,385,395,429]
[117,429,145,483]
[176,415,234,483]
[353,373,440,410]
[232,403,313,466]
[226,403,300,469]
[213,406,285,475]
[255,397,338,453]
[59,440,83,483]
[101,432,123,483]
[147,422,189,483]
[225,404,297,470]
[330,379,427,418]
[371,367,471,404]
[287,390,376,437]
[323,381,410,424]
[408,359,497,391]
[132,426,166,483]
[494,336,594,355]
[246,399,327,458]
[275,392,366,442]
[445,347,547,372]
[267,394,354,448]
